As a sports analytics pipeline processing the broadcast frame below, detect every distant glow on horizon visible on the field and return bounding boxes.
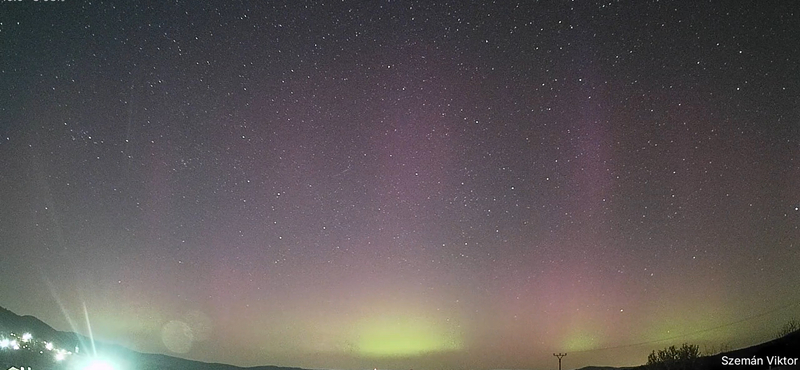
[356,315,462,357]
[1,1,798,370]
[563,330,597,352]
[82,359,118,370]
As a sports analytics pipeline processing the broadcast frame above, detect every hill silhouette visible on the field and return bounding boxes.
[2,306,799,370]
[598,329,800,370]
[682,329,800,370]
[0,305,307,370]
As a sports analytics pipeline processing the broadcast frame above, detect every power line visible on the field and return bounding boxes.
[553,353,566,370]
[569,298,800,354]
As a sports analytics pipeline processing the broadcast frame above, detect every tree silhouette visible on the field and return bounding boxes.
[646,343,700,370]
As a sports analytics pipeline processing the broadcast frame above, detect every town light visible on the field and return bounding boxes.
[82,358,118,370]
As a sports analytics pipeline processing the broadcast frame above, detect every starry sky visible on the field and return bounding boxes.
[1,1,799,369]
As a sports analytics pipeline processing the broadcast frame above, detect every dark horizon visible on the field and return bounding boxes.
[1,1,798,370]
[2,304,799,370]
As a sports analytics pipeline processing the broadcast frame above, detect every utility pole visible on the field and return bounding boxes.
[553,353,567,370]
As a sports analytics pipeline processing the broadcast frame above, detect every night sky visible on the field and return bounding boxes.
[1,1,799,369]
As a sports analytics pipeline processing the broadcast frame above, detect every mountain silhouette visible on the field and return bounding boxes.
[2,305,798,370]
[579,328,800,370]
[0,306,307,370]
[686,329,800,370]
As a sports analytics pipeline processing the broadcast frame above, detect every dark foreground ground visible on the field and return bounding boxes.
[2,305,799,370]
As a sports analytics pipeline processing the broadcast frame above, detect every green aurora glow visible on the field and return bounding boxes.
[356,316,462,357]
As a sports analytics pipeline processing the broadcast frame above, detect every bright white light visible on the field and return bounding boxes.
[83,359,117,370]
[55,352,66,361]
[21,333,32,342]
[11,339,19,350]
[0,338,9,348]
[46,342,54,350]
